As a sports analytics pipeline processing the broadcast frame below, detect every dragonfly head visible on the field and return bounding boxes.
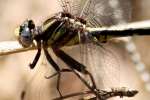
[15,19,35,47]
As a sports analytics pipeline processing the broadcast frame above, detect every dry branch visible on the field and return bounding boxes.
[53,88,138,100]
[0,41,36,56]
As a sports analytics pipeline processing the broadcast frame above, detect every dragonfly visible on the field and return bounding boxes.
[1,0,150,100]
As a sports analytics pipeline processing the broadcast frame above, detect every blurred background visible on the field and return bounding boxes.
[0,0,150,100]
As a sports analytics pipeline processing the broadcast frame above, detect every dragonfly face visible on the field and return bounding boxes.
[17,19,35,47]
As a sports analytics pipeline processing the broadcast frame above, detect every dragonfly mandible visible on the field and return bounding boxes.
[1,0,150,100]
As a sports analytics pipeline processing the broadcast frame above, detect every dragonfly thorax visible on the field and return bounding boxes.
[43,12,87,47]
[56,12,87,28]
[59,12,87,25]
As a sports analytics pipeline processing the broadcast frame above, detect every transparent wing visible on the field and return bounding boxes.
[58,0,132,26]
[57,0,86,16]
[68,43,122,89]
[86,0,132,89]
[77,0,132,90]
[82,0,132,27]
[93,0,131,26]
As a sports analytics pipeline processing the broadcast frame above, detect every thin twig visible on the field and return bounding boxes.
[0,41,36,56]
[53,91,92,100]
[53,88,138,100]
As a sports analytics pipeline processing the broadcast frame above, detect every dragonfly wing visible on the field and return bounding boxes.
[84,0,132,27]
[59,0,131,26]
[57,0,85,15]
[78,0,133,90]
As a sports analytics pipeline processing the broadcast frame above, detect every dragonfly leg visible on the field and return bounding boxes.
[45,69,72,79]
[29,48,41,69]
[52,48,102,99]
[29,42,41,69]
[56,72,62,97]
[43,48,64,97]
[43,48,61,71]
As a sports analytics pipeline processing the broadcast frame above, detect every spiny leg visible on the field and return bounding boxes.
[29,48,41,69]
[57,71,61,97]
[44,48,60,71]
[43,48,63,97]
[29,42,41,69]
[52,48,97,89]
[43,47,91,98]
[52,48,101,99]
[45,69,72,79]
[45,68,101,99]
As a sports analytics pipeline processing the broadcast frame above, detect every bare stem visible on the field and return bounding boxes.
[53,88,138,100]
[0,41,36,56]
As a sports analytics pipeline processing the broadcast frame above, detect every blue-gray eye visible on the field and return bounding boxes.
[18,19,35,47]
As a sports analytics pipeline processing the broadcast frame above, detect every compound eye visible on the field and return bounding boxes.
[28,20,35,29]
[17,19,35,47]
